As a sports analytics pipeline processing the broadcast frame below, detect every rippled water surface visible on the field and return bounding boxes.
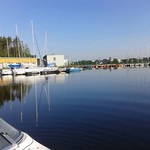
[1,68,150,150]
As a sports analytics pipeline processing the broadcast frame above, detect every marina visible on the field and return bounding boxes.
[1,0,150,149]
[1,1,150,149]
[0,68,150,150]
[1,61,150,77]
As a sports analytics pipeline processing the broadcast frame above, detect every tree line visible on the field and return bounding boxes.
[0,36,33,57]
[72,57,150,66]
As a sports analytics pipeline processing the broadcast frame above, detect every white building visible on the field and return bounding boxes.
[43,54,65,67]
[109,57,122,63]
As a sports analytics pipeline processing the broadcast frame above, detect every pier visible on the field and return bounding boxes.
[81,64,124,69]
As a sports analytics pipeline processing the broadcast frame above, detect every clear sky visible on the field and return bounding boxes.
[0,0,150,61]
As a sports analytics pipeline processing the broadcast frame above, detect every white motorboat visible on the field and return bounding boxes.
[13,68,26,75]
[25,67,41,76]
[1,69,12,75]
[40,66,58,72]
[0,118,50,150]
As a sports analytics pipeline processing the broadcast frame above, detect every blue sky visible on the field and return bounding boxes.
[0,0,150,61]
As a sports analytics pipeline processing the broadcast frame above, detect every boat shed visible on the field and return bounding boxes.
[0,57,38,69]
[43,54,65,67]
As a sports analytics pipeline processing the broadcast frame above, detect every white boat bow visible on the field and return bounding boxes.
[0,118,50,150]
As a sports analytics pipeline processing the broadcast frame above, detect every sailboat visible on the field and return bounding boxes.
[1,26,26,76]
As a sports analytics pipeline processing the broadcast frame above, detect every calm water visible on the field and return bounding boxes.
[0,68,150,150]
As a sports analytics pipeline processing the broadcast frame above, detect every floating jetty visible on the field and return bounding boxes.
[81,64,124,69]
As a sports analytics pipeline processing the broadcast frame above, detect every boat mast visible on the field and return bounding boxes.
[6,38,9,57]
[43,31,48,66]
[31,20,35,57]
[44,31,48,56]
[16,24,20,58]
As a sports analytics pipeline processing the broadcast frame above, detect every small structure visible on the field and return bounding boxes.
[43,54,65,67]
[0,57,38,69]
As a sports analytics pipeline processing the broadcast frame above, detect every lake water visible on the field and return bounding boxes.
[0,68,150,150]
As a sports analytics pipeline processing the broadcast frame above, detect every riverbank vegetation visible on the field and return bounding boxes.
[72,57,150,66]
[0,36,33,57]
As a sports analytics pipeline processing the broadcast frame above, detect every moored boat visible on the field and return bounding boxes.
[40,66,60,75]
[25,67,41,76]
[1,69,12,76]
[8,63,21,69]
[58,67,67,73]
[66,67,82,73]
[13,68,26,75]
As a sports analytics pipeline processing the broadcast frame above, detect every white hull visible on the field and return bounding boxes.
[38,66,58,71]
[1,69,12,75]
[25,67,40,74]
[0,118,50,150]
[9,132,50,150]
[0,66,59,76]
[13,68,26,75]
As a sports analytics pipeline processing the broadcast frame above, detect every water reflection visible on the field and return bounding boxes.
[1,69,150,150]
[0,73,68,125]
[0,75,32,107]
[124,67,150,86]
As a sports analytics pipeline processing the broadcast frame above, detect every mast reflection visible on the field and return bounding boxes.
[0,73,68,125]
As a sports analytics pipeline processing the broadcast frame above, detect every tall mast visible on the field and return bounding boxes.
[44,31,48,56]
[45,31,47,55]
[6,38,9,57]
[31,20,35,57]
[16,24,20,58]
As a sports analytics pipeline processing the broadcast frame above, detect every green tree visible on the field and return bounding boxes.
[112,59,119,64]
[0,36,32,57]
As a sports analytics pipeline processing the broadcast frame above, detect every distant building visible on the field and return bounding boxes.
[117,59,121,63]
[109,57,114,62]
[109,57,122,63]
[64,59,69,66]
[43,54,65,67]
